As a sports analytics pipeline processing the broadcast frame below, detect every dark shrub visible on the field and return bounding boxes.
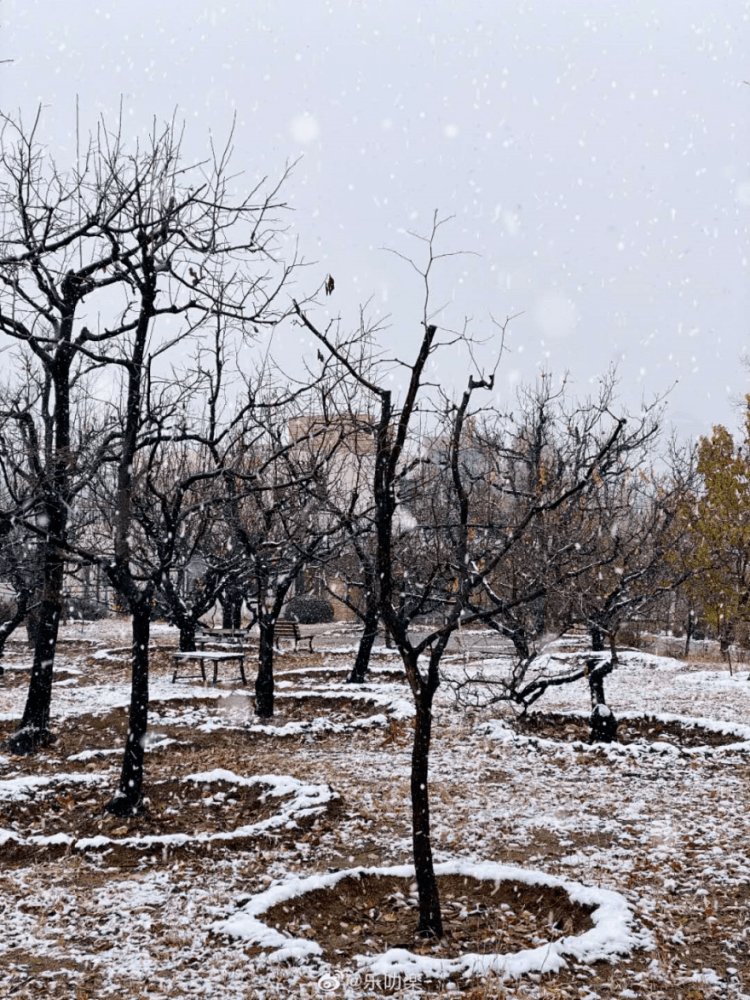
[149,594,174,623]
[0,598,17,623]
[283,596,334,624]
[65,595,111,621]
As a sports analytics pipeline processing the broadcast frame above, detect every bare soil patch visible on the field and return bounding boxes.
[0,709,129,772]
[0,773,339,867]
[0,691,394,777]
[256,872,593,963]
[151,690,395,724]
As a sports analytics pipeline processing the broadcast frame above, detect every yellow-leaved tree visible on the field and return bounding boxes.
[681,398,750,670]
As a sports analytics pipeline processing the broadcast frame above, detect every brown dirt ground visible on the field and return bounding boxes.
[0,689,395,777]
[2,636,748,999]
[0,775,295,850]
[253,872,593,962]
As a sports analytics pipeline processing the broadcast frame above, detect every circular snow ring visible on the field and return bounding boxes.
[248,690,413,738]
[212,860,647,981]
[479,710,750,757]
[277,663,407,684]
[148,687,413,739]
[0,771,337,853]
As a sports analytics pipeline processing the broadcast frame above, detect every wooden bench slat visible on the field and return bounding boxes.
[196,625,251,646]
[274,622,314,652]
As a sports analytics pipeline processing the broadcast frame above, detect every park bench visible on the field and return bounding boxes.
[171,649,247,686]
[195,624,254,648]
[274,621,314,652]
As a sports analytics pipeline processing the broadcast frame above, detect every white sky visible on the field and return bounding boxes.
[3,0,750,439]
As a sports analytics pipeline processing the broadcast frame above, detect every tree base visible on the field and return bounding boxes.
[589,704,618,744]
[5,725,56,756]
[415,922,443,940]
[104,792,143,817]
[346,672,367,684]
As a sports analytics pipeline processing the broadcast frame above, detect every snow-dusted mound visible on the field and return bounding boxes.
[214,859,649,981]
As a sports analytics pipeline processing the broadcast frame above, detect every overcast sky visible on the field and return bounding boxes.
[4,0,750,439]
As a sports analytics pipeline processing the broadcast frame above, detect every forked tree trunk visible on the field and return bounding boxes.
[255,620,275,718]
[105,603,151,815]
[410,674,442,938]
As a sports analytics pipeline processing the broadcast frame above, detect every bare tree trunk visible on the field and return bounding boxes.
[720,621,734,676]
[255,620,275,718]
[588,663,607,710]
[684,609,694,656]
[349,592,379,683]
[11,338,73,755]
[589,624,606,652]
[9,521,66,753]
[26,603,43,648]
[588,683,618,744]
[221,581,243,630]
[409,669,443,938]
[178,619,198,653]
[587,635,619,743]
[106,602,151,815]
[506,625,531,662]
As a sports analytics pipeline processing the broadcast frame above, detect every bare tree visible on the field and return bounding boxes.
[293,214,670,938]
[449,383,697,744]
[0,108,297,760]
[294,216,499,939]
[223,386,353,718]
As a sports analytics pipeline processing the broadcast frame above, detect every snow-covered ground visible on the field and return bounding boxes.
[1,620,749,999]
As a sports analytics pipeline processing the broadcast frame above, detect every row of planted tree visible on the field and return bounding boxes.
[0,112,747,939]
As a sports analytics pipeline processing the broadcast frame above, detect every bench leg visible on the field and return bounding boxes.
[172,657,179,683]
[200,658,207,683]
[238,656,247,685]
[213,659,219,685]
